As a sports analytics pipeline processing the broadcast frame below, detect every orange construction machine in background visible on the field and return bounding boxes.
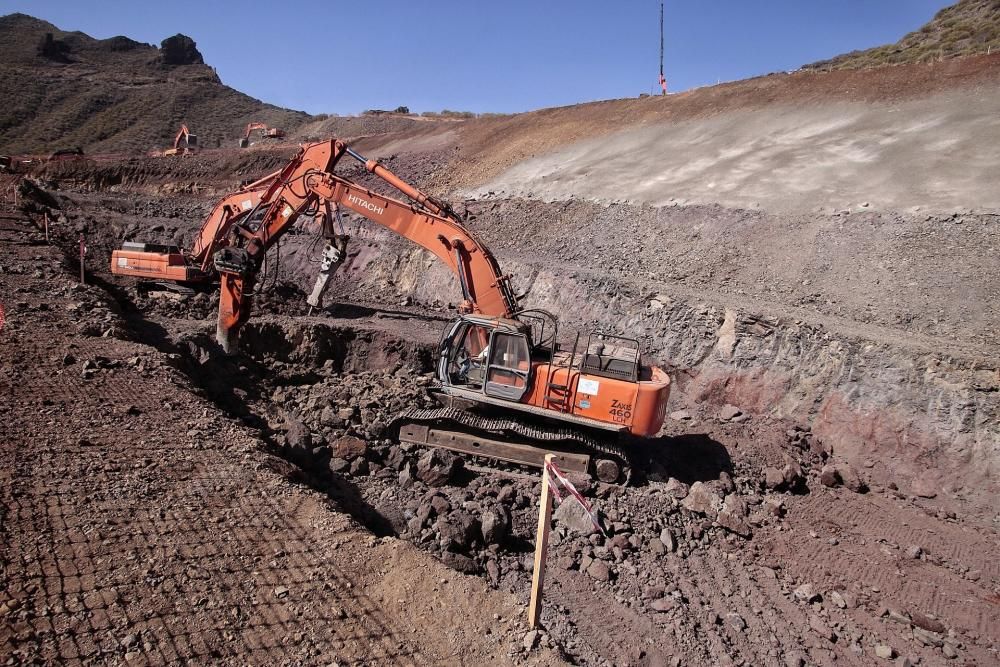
[239,122,285,148]
[160,124,197,157]
[111,139,670,481]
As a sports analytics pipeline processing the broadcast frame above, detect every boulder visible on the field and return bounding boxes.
[436,511,479,551]
[416,448,462,486]
[722,494,748,517]
[659,528,677,552]
[794,583,820,603]
[836,463,866,493]
[430,495,451,515]
[782,462,805,489]
[586,560,611,582]
[718,404,743,421]
[285,419,312,451]
[328,458,350,474]
[333,436,367,460]
[553,499,598,536]
[649,598,675,613]
[819,465,841,488]
[910,611,945,634]
[349,458,369,476]
[716,510,752,538]
[726,613,747,631]
[440,551,479,574]
[485,559,500,585]
[681,481,722,517]
[764,467,785,490]
[480,505,510,546]
[664,477,690,500]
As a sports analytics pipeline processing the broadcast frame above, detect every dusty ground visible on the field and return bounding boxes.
[0,217,563,665]
[3,51,1000,667]
[466,89,1000,213]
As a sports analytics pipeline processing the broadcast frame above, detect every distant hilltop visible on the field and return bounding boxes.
[0,13,309,154]
[804,0,1000,70]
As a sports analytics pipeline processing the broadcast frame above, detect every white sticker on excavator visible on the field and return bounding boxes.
[578,378,600,395]
[282,205,293,218]
[241,199,253,210]
[117,258,128,267]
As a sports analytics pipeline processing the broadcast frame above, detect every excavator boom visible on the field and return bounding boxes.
[212,139,516,349]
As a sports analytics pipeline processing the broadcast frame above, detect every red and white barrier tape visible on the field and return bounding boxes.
[545,460,607,537]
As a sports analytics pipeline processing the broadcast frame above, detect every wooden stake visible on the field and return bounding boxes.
[44,213,49,243]
[528,453,555,629]
[79,235,85,284]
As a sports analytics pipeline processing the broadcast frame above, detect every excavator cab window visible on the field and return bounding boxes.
[448,322,492,390]
[484,332,530,401]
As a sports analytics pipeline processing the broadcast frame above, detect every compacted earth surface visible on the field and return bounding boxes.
[0,216,565,665]
[3,54,999,667]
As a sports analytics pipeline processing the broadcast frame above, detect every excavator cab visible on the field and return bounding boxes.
[439,315,532,402]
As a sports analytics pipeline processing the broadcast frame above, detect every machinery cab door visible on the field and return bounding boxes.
[483,332,530,402]
[440,320,493,391]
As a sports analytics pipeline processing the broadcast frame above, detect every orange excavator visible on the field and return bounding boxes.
[161,124,198,157]
[239,122,285,148]
[111,139,670,480]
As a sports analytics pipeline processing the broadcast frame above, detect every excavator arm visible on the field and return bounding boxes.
[210,139,517,351]
[112,169,282,281]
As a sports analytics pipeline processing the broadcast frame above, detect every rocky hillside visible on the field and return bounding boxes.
[0,13,310,154]
[805,0,1000,70]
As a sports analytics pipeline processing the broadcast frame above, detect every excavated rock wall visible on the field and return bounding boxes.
[272,203,1000,512]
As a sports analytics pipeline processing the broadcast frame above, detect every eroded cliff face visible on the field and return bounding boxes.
[275,200,998,513]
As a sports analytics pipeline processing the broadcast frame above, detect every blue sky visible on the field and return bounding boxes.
[2,1,954,115]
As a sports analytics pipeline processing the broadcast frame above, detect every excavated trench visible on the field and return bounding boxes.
[250,197,1000,518]
[20,166,999,519]
[24,182,1000,666]
[160,314,857,666]
[34,153,997,521]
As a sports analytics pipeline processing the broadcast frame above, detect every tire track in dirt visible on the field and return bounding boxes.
[0,226,559,665]
[547,568,676,665]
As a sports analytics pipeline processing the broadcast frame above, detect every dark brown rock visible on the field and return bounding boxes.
[416,449,462,486]
[333,436,367,460]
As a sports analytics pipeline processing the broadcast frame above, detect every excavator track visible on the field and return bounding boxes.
[390,406,634,483]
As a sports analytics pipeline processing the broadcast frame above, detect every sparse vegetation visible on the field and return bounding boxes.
[421,110,476,119]
[804,0,1000,70]
[0,14,309,154]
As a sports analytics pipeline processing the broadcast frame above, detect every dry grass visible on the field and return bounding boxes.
[804,0,1000,70]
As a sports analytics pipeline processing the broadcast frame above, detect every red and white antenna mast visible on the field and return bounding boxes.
[659,2,667,95]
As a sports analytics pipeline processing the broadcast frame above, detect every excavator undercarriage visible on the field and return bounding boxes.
[394,405,634,483]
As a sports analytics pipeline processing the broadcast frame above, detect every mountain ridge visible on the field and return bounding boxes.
[0,13,310,154]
